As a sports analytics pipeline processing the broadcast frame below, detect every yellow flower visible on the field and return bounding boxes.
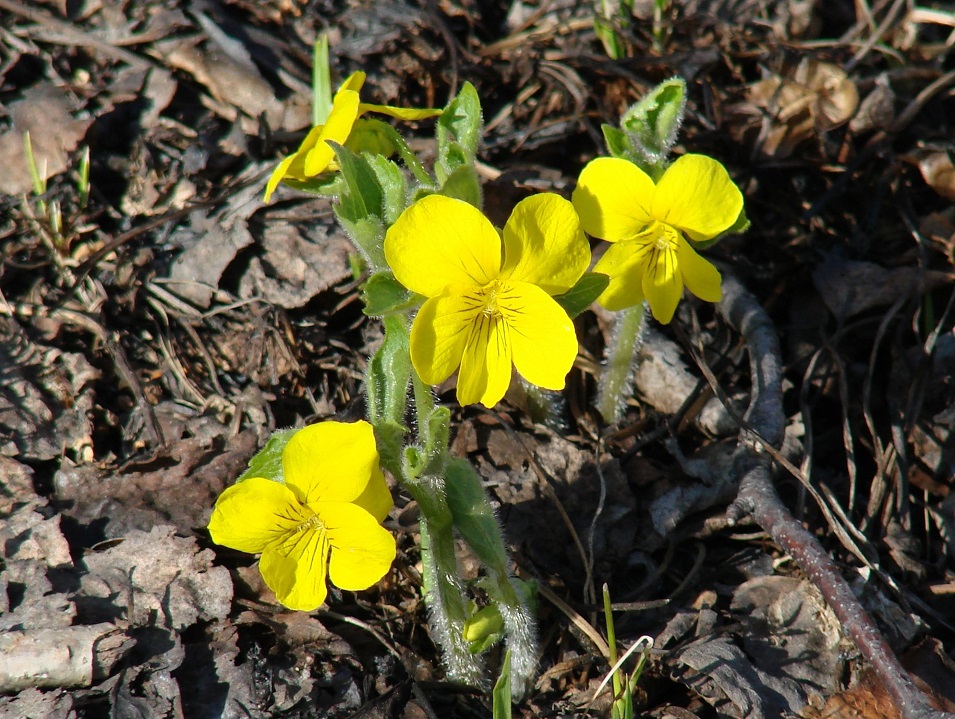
[572,154,744,324]
[207,420,395,611]
[385,193,590,408]
[264,72,440,202]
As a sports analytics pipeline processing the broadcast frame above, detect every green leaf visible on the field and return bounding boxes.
[366,155,407,226]
[602,124,632,160]
[420,405,450,475]
[620,77,686,164]
[354,118,434,188]
[334,209,386,269]
[492,650,513,719]
[436,82,482,184]
[236,427,299,484]
[553,272,609,318]
[438,165,482,208]
[280,173,345,197]
[362,271,421,317]
[366,315,412,431]
[594,15,625,60]
[446,458,508,574]
[329,141,384,222]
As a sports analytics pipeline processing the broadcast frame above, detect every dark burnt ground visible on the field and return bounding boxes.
[2,0,955,717]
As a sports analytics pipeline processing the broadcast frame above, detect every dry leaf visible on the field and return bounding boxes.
[0,83,92,195]
[738,59,859,158]
[80,525,232,630]
[915,149,955,202]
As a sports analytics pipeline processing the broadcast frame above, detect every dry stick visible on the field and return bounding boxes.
[718,272,953,719]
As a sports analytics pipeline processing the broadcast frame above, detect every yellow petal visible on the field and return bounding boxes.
[385,195,501,297]
[642,232,683,324]
[410,292,479,385]
[651,154,744,243]
[504,282,578,391]
[283,421,381,506]
[358,102,442,121]
[339,71,366,94]
[593,240,651,311]
[259,522,330,611]
[353,465,393,524]
[320,502,397,591]
[572,158,654,241]
[264,154,297,203]
[457,313,512,407]
[677,235,722,303]
[207,478,305,554]
[500,194,590,294]
[304,90,361,176]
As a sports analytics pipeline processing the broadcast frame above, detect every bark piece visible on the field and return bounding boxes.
[0,623,129,692]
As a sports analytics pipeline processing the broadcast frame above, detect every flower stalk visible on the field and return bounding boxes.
[596,303,646,424]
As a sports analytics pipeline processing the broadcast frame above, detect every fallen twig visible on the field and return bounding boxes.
[0,624,132,692]
[718,272,954,719]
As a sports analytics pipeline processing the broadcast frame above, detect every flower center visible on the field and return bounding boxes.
[293,510,324,535]
[481,280,504,318]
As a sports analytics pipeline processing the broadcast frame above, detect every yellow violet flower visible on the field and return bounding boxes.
[572,154,744,324]
[207,420,395,611]
[264,71,440,202]
[385,193,590,408]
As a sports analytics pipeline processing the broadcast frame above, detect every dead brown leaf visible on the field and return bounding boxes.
[0,83,92,195]
[736,58,859,158]
[80,525,232,630]
[913,149,955,202]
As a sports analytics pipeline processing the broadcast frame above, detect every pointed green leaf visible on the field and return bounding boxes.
[236,427,299,484]
[553,272,609,318]
[366,155,408,226]
[362,271,421,317]
[620,77,686,163]
[329,141,384,221]
[446,457,508,574]
[438,164,482,208]
[492,650,513,719]
[437,82,482,183]
[602,124,632,160]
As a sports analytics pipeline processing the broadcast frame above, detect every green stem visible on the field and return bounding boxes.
[596,303,647,424]
[445,458,538,697]
[407,478,485,685]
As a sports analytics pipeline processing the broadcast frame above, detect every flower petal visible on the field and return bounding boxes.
[207,478,306,554]
[321,502,397,591]
[677,235,722,303]
[339,71,366,94]
[499,194,590,294]
[264,154,297,203]
[642,234,683,324]
[353,465,393,524]
[572,158,654,241]
[651,154,744,243]
[457,313,512,407]
[283,421,381,506]
[304,89,361,176]
[259,522,330,611]
[358,102,442,121]
[385,195,502,297]
[504,282,579,391]
[592,240,651,311]
[410,292,479,386]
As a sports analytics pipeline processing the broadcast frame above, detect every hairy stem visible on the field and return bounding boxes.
[597,303,646,423]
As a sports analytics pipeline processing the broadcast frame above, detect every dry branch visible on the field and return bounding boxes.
[718,272,954,719]
[0,624,132,692]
